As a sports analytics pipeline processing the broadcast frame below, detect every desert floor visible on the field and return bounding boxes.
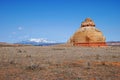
[0,45,120,80]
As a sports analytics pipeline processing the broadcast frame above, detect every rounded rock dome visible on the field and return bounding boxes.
[67,18,106,46]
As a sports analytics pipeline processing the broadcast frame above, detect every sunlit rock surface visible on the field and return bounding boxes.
[68,18,106,46]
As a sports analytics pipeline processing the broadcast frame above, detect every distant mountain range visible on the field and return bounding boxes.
[16,38,63,46]
[16,39,120,46]
[1,40,120,46]
[107,41,120,46]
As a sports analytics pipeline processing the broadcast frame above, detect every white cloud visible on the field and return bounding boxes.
[18,27,23,30]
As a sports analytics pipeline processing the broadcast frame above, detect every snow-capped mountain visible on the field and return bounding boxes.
[16,38,62,46]
[29,38,56,43]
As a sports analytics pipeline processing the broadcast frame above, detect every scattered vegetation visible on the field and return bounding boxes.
[0,46,120,80]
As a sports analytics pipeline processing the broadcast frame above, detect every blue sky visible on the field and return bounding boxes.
[0,0,120,43]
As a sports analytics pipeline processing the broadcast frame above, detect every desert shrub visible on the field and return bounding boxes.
[25,54,48,71]
[25,64,41,71]
[112,55,118,58]
[9,60,16,64]
[17,49,22,53]
[95,54,100,60]
[101,62,106,66]
[75,77,82,80]
[16,49,26,53]
[25,54,31,58]
[85,62,91,69]
[25,64,38,70]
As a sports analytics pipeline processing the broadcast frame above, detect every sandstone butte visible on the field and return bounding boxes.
[67,18,107,47]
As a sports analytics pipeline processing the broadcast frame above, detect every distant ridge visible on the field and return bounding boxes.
[0,42,25,47]
[0,41,120,47]
[107,41,120,46]
[16,38,63,46]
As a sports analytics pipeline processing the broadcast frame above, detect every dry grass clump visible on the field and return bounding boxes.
[95,54,100,60]
[25,64,41,71]
[16,49,27,53]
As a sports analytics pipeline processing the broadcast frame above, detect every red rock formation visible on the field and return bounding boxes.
[67,18,106,47]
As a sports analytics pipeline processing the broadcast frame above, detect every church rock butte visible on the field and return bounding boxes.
[67,18,106,46]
